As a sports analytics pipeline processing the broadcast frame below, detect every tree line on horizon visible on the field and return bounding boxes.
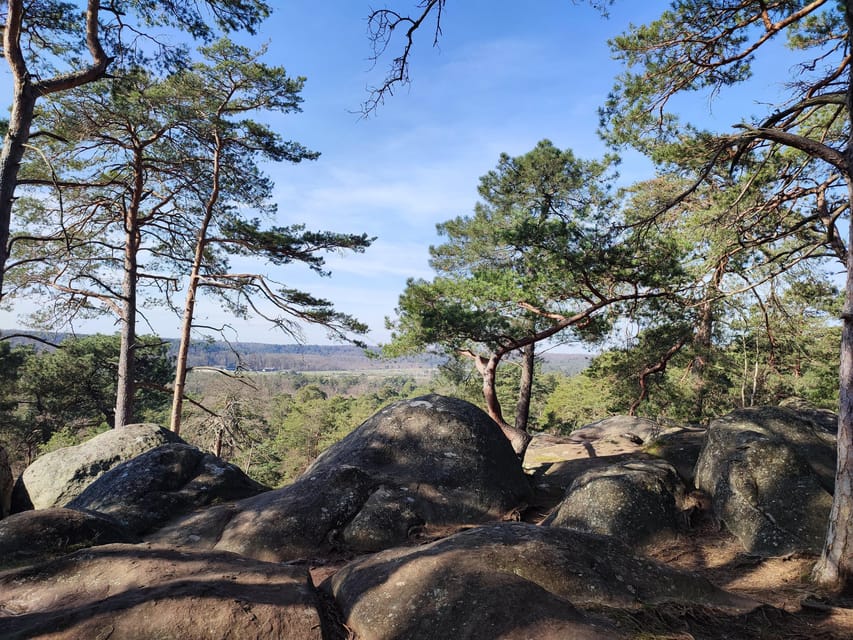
[0,325,835,490]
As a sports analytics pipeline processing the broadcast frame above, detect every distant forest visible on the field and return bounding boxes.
[2,332,591,375]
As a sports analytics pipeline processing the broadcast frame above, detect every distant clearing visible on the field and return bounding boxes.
[4,332,592,376]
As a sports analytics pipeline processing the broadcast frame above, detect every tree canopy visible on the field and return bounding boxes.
[597,0,853,587]
[0,0,274,299]
[385,139,683,454]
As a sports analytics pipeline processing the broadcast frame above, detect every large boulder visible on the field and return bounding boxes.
[0,543,324,640]
[305,394,532,524]
[694,405,836,556]
[66,443,268,535]
[0,508,132,571]
[11,423,184,511]
[0,445,11,519]
[643,426,707,485]
[569,416,664,447]
[529,452,658,511]
[151,465,379,561]
[543,459,687,547]
[327,522,755,640]
[151,395,532,560]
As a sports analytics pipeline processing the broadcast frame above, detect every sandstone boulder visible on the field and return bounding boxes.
[150,465,379,561]
[543,459,687,546]
[328,522,754,640]
[0,508,131,571]
[694,405,836,556]
[643,426,707,485]
[150,395,532,560]
[530,452,657,510]
[11,423,184,511]
[0,543,324,640]
[339,483,424,552]
[305,394,532,524]
[570,415,663,447]
[66,442,267,535]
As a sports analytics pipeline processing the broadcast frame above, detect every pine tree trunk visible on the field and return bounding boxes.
[214,426,224,458]
[814,186,853,587]
[169,267,200,435]
[473,353,531,458]
[169,137,221,434]
[113,249,137,427]
[692,298,713,417]
[1,0,108,300]
[813,5,853,589]
[113,198,142,427]
[0,1,34,301]
[0,86,34,301]
[514,342,534,432]
[478,354,505,426]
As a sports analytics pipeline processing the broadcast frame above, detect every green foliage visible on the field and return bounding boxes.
[38,424,110,456]
[17,334,173,432]
[178,370,431,486]
[12,38,371,349]
[385,139,690,432]
[0,333,172,471]
[387,140,623,357]
[265,379,437,483]
[0,340,32,464]
[724,271,842,410]
[542,372,615,433]
[581,267,841,421]
[596,9,848,421]
[10,0,272,78]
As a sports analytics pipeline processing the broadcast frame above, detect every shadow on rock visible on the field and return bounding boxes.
[327,522,757,640]
[0,543,324,640]
[150,395,533,561]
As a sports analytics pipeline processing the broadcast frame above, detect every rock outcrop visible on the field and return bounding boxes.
[642,426,707,485]
[694,405,836,556]
[152,395,532,560]
[151,465,379,561]
[305,394,532,524]
[0,399,827,639]
[11,423,184,511]
[0,543,324,640]
[569,415,663,448]
[0,508,131,571]
[327,522,755,640]
[67,442,268,535]
[543,459,687,546]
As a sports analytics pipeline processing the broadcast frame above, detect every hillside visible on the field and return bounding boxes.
[3,331,592,375]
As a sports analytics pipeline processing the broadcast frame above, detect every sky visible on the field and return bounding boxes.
[0,1,798,347]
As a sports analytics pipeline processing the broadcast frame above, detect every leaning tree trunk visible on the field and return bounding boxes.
[471,353,532,458]
[514,342,535,433]
[0,1,39,301]
[0,83,35,301]
[0,0,109,301]
[169,138,221,435]
[814,182,853,587]
[169,249,203,435]
[476,354,505,425]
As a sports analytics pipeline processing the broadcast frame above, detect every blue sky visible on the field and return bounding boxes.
[0,1,798,345]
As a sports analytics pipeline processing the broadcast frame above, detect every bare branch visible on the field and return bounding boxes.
[362,0,445,115]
